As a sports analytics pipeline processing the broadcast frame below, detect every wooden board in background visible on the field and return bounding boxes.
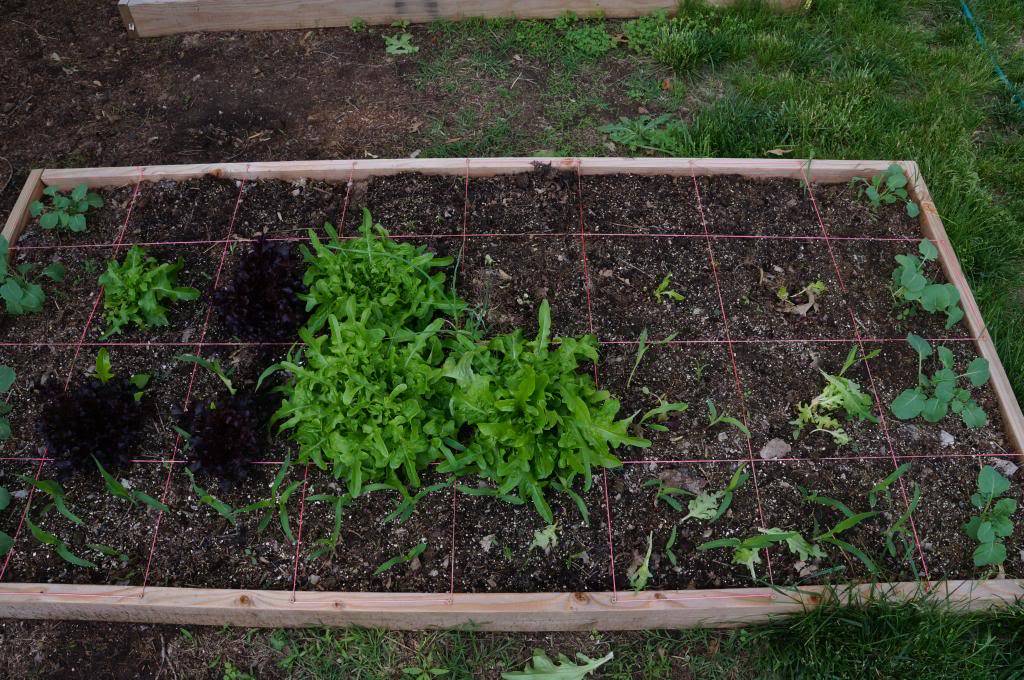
[118,0,803,38]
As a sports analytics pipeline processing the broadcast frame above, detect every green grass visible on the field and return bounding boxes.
[190,596,1024,678]
[413,0,1024,397]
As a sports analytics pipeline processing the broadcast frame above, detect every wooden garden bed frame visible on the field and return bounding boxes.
[1,157,1022,629]
[117,0,802,38]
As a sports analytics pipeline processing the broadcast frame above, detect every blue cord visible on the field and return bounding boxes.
[961,1,1024,112]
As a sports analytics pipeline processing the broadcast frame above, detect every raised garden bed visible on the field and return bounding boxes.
[0,157,1021,630]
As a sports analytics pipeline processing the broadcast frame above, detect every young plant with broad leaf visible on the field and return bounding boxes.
[891,239,964,328]
[29,184,103,232]
[963,465,1016,568]
[851,163,920,218]
[0,236,65,315]
[889,333,989,428]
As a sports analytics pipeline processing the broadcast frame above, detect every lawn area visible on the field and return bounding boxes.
[0,0,1022,677]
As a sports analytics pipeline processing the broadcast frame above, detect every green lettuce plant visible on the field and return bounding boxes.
[99,246,200,336]
[439,301,648,522]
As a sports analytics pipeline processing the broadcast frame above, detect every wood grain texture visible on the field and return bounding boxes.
[0,581,1019,629]
[40,157,898,189]
[119,0,804,38]
[1,169,44,248]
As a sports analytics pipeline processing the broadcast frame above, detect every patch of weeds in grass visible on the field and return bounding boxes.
[791,347,878,445]
[384,33,419,56]
[890,333,989,428]
[600,114,710,156]
[503,648,613,679]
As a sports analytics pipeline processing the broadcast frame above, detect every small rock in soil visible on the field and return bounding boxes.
[307,574,320,586]
[991,457,1019,478]
[898,423,921,441]
[939,430,955,448]
[759,438,792,460]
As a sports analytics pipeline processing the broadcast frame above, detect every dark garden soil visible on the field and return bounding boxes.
[0,170,1018,597]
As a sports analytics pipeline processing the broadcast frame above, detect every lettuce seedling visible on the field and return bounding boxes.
[39,373,143,473]
[890,333,989,428]
[99,246,200,336]
[791,346,878,445]
[891,239,964,328]
[213,237,306,342]
[300,210,463,335]
[29,184,103,232]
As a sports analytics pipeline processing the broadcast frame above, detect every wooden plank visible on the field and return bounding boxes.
[119,0,804,38]
[2,169,44,248]
[0,581,1019,629]
[40,157,898,189]
[904,161,1024,458]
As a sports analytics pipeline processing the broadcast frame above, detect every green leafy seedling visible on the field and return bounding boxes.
[29,184,103,232]
[25,511,95,568]
[502,649,613,679]
[627,532,653,591]
[384,33,419,55]
[699,528,797,579]
[851,163,920,218]
[963,465,1016,568]
[99,246,200,337]
[529,523,559,554]
[374,541,427,575]
[653,273,684,304]
[94,457,169,512]
[665,526,678,567]
[638,397,688,432]
[238,458,300,543]
[706,399,750,437]
[0,486,12,557]
[891,240,964,328]
[0,236,65,315]
[791,346,878,445]
[628,328,678,387]
[184,468,239,525]
[93,348,114,383]
[17,476,83,525]
[0,365,15,441]
[890,333,989,428]
[177,353,236,395]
